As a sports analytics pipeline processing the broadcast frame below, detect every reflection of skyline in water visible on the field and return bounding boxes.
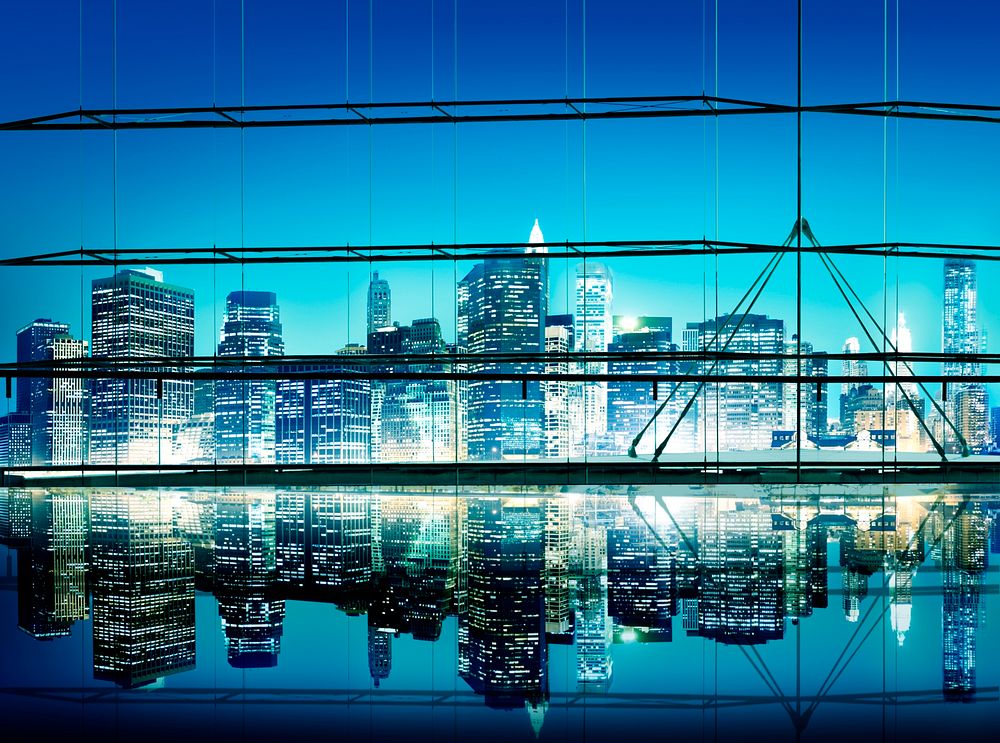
[0,486,996,735]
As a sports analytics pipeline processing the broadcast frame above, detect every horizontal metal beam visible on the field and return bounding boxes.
[7,458,1000,488]
[0,367,993,384]
[3,350,997,369]
[4,239,1000,268]
[4,96,1000,132]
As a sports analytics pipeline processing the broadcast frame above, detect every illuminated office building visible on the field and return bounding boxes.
[0,412,31,467]
[575,262,613,451]
[214,291,284,464]
[90,268,194,465]
[607,326,674,455]
[458,221,547,460]
[90,492,195,688]
[542,318,573,459]
[839,336,869,430]
[275,364,371,463]
[943,259,989,453]
[686,314,784,451]
[781,336,828,439]
[16,319,89,465]
[367,270,391,334]
[372,318,465,463]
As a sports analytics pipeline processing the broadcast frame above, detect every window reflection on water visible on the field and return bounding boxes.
[0,485,996,740]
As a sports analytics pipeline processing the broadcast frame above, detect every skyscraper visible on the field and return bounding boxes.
[943,259,988,453]
[90,268,195,465]
[458,221,548,459]
[839,336,868,431]
[371,318,465,462]
[542,317,573,459]
[575,262,613,451]
[607,326,674,455]
[781,336,827,440]
[0,412,31,467]
[15,318,69,414]
[367,271,391,334]
[275,363,371,464]
[686,314,784,451]
[215,291,284,463]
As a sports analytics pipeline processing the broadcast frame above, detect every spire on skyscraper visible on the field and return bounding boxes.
[526,218,547,254]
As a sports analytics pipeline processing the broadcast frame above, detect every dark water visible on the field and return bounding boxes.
[0,486,997,741]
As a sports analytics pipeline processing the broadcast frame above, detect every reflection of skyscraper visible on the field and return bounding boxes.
[698,505,784,643]
[379,497,460,640]
[607,509,675,642]
[461,498,548,717]
[90,269,195,464]
[215,291,284,464]
[90,492,195,687]
[17,491,88,639]
[368,626,392,687]
[575,524,612,686]
[214,493,285,668]
[941,505,985,702]
[543,497,573,636]
[310,492,373,591]
[458,221,547,460]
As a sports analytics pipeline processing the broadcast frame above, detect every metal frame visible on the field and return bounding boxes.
[4,96,1000,131]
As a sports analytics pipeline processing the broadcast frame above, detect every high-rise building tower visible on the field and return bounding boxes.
[607,327,675,455]
[90,268,194,464]
[215,291,284,463]
[367,271,391,334]
[370,318,466,462]
[15,318,69,414]
[839,337,869,431]
[781,336,828,440]
[686,314,784,451]
[15,319,87,465]
[575,262,613,450]
[542,317,573,459]
[943,259,989,452]
[458,221,548,459]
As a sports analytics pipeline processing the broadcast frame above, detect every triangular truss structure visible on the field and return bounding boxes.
[629,218,969,461]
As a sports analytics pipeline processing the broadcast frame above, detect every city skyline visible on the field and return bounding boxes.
[1,221,995,465]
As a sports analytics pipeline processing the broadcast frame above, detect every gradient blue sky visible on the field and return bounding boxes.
[1,1,999,386]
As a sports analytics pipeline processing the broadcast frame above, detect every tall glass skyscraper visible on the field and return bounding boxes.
[943,259,988,452]
[458,221,547,460]
[686,313,784,451]
[367,271,391,334]
[90,268,194,465]
[215,291,284,463]
[575,263,613,450]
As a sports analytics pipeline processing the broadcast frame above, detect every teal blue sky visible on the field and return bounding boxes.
[1,1,999,383]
